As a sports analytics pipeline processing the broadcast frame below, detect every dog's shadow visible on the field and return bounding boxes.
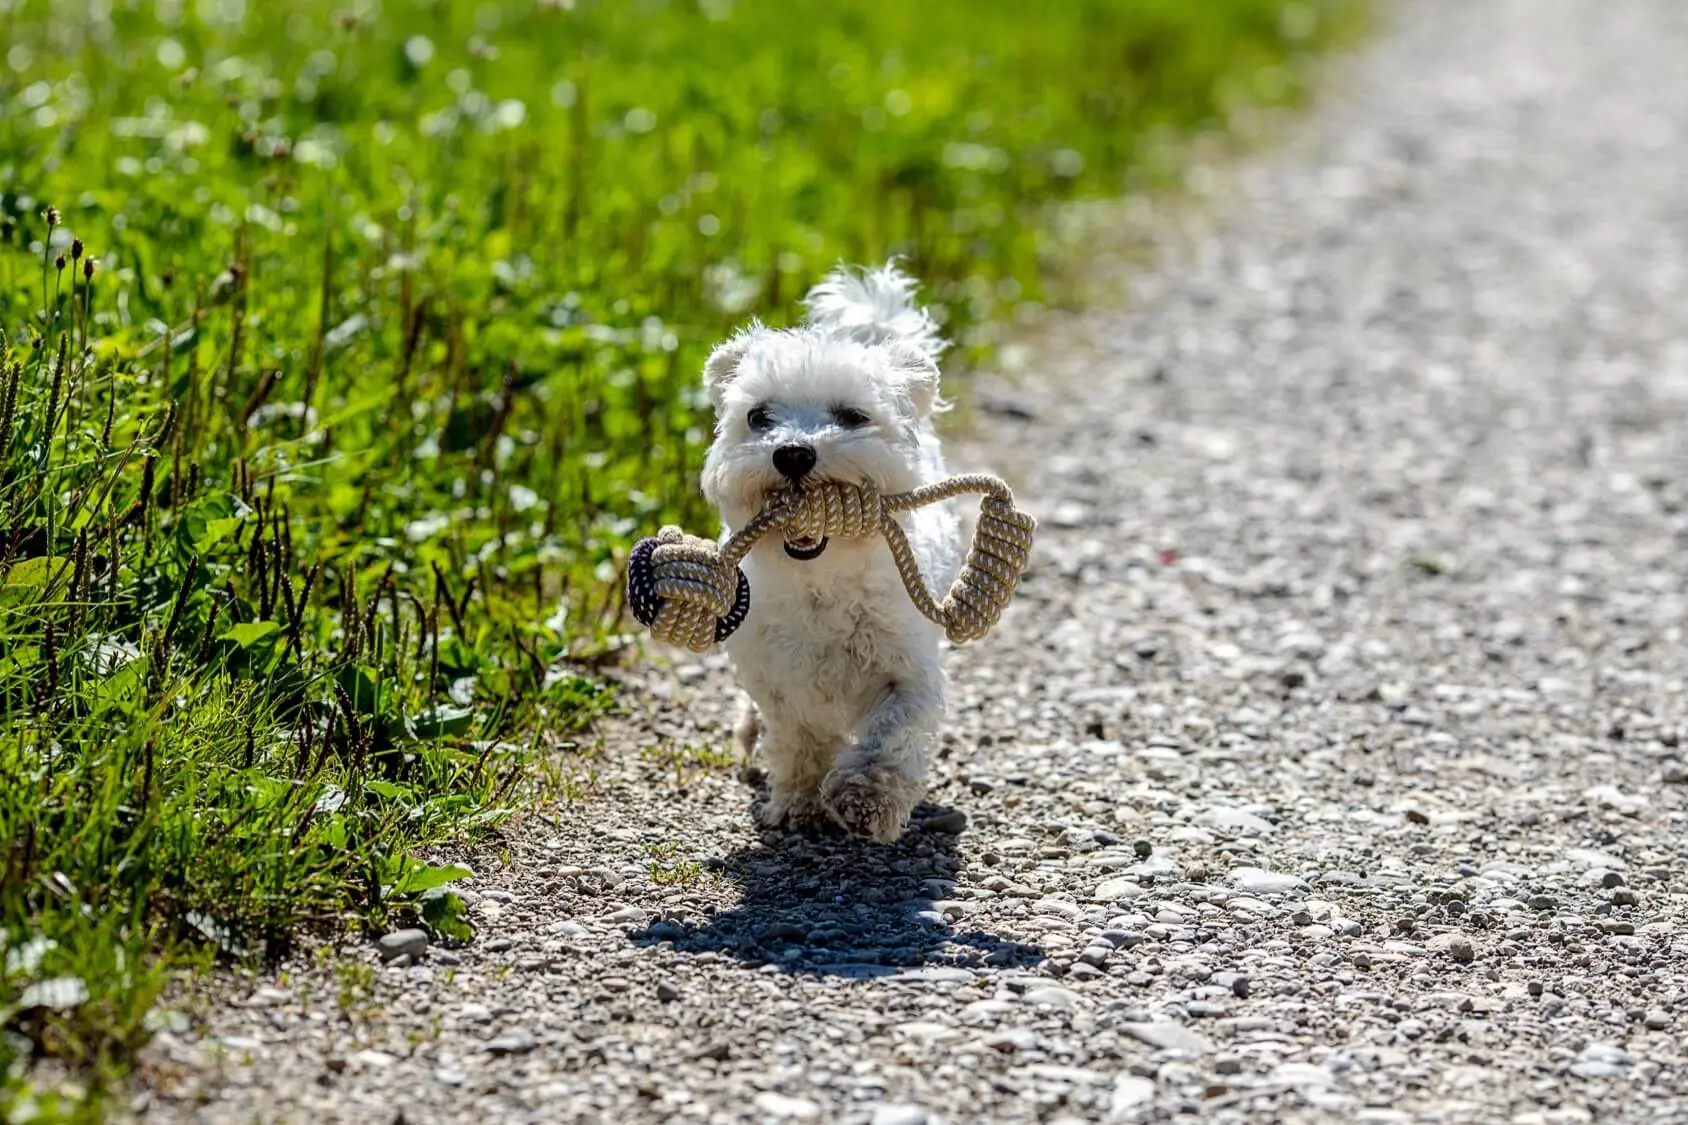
[633,797,1044,978]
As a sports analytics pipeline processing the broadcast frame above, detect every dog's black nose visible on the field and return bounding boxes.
[772,443,817,481]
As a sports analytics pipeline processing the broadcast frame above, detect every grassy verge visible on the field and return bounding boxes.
[0,0,1363,1114]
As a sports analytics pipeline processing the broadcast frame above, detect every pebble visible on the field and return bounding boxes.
[1228,868,1308,896]
[1197,807,1278,836]
[1120,1022,1213,1055]
[1110,1075,1157,1113]
[753,1092,821,1120]
[1023,986,1082,1009]
[484,1030,537,1056]
[376,929,429,962]
[1092,877,1146,902]
[921,809,968,834]
[1099,929,1145,950]
[870,1106,929,1125]
[1426,932,1476,961]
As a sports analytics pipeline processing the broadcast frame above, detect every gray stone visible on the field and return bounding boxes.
[1228,868,1309,896]
[484,1030,536,1055]
[1120,1021,1212,1055]
[870,1106,930,1125]
[376,929,428,962]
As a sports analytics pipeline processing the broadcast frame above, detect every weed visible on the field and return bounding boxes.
[641,741,737,787]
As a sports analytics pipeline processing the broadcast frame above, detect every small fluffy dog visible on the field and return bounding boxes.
[701,261,964,843]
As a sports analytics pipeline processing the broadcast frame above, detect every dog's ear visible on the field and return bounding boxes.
[888,342,945,418]
[703,325,760,409]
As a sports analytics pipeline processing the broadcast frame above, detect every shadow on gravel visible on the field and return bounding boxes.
[631,803,1044,977]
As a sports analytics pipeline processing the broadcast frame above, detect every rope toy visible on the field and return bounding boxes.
[626,475,1037,652]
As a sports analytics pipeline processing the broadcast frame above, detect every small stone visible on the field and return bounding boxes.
[1214,1056,1244,1076]
[1643,1009,1671,1030]
[1093,877,1146,903]
[1121,1021,1212,1055]
[1048,501,1093,528]
[757,922,808,944]
[1662,761,1687,784]
[753,1092,820,1120]
[485,1030,537,1055]
[1077,945,1112,968]
[1526,895,1558,912]
[1099,929,1145,950]
[984,1028,1038,1053]
[922,810,968,835]
[1426,933,1475,961]
[1570,1061,1624,1079]
[1197,807,1278,836]
[870,1106,929,1125]
[656,981,680,1002]
[1228,868,1308,896]
[377,929,429,962]
[1024,986,1082,1008]
[1110,1075,1157,1113]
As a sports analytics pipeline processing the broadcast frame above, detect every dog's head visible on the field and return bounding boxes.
[699,323,941,560]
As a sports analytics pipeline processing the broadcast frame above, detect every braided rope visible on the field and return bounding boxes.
[626,476,1036,652]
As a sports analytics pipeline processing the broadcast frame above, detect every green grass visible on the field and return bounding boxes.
[0,0,1362,1115]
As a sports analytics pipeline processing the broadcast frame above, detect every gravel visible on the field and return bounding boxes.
[131,2,1688,1122]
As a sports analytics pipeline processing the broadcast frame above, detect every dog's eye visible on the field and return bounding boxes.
[831,406,872,429]
[747,405,774,433]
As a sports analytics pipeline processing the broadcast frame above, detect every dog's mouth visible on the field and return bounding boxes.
[782,535,829,561]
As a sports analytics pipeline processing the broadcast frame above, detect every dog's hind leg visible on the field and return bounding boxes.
[820,675,942,843]
[757,716,842,832]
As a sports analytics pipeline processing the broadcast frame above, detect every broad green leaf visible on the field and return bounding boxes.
[394,861,474,896]
[406,705,476,741]
[220,621,283,649]
[420,888,474,942]
[1,557,73,606]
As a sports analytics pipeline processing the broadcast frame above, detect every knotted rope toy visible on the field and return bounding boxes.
[625,475,1037,652]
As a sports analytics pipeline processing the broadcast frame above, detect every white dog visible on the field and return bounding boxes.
[700,261,964,843]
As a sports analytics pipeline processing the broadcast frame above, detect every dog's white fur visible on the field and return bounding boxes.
[700,261,963,843]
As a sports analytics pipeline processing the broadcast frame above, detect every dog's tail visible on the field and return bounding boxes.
[802,259,946,361]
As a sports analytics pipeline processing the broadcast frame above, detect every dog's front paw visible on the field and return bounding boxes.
[821,764,920,844]
[759,788,831,835]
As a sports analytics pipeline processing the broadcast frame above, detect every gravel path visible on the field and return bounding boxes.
[138,1,1688,1122]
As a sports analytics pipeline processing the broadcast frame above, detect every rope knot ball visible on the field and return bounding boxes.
[625,475,1036,652]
